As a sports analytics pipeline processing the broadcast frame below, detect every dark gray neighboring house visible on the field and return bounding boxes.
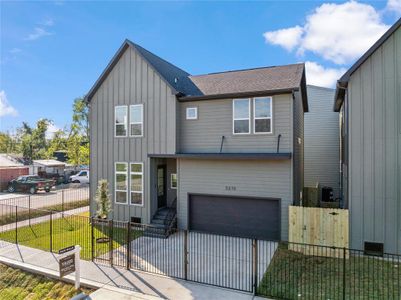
[86,39,308,241]
[334,18,401,254]
[304,85,339,199]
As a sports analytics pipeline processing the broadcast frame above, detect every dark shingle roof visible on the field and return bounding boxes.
[86,40,308,111]
[188,64,305,97]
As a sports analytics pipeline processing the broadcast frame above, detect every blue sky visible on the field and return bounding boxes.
[1,0,400,135]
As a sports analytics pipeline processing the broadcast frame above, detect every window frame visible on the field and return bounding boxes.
[129,104,144,137]
[170,173,177,189]
[253,97,273,134]
[186,107,198,120]
[115,162,128,205]
[130,162,144,206]
[114,105,128,137]
[232,98,251,135]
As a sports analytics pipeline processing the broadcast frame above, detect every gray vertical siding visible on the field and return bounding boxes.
[178,94,293,153]
[292,91,304,204]
[304,86,339,198]
[177,159,292,240]
[89,47,177,223]
[347,26,401,254]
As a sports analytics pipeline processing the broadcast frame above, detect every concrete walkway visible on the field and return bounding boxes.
[0,241,269,300]
[0,206,89,233]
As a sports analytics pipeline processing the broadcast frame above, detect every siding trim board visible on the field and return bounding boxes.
[148,153,292,160]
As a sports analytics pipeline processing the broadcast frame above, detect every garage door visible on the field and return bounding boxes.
[188,194,280,240]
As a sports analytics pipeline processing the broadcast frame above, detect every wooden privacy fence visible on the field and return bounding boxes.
[289,206,349,258]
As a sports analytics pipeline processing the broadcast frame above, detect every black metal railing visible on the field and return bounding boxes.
[0,202,399,299]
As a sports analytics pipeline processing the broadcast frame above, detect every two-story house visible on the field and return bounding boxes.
[86,40,308,241]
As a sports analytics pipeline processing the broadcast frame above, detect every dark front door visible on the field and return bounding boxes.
[189,194,281,240]
[157,165,167,208]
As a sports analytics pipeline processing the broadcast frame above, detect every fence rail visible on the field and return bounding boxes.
[0,201,399,299]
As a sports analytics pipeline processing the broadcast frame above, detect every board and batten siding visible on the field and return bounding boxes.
[292,90,304,205]
[178,94,292,153]
[304,86,339,198]
[347,25,401,254]
[177,159,292,240]
[89,46,177,223]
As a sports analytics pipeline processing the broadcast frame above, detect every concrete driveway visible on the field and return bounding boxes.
[110,231,278,292]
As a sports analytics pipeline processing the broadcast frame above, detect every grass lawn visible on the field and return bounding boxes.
[0,212,142,260]
[0,199,89,226]
[0,263,93,300]
[257,244,401,299]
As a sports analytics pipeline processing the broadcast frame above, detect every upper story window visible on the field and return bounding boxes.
[130,104,143,137]
[186,107,198,120]
[254,97,272,134]
[115,106,128,137]
[233,99,250,134]
[115,162,128,204]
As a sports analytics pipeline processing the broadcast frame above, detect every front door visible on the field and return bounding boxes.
[157,165,167,208]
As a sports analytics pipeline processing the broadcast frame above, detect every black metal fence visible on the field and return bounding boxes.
[0,187,89,214]
[0,203,400,299]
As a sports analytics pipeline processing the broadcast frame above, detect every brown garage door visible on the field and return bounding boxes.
[188,194,280,240]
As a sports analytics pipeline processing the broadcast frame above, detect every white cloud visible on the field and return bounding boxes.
[40,18,54,27]
[0,91,18,117]
[264,1,390,65]
[386,0,401,15]
[9,48,22,54]
[263,26,303,51]
[24,27,53,41]
[305,61,347,88]
[46,123,61,139]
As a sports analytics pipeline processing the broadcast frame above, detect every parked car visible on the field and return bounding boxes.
[69,170,89,184]
[7,175,55,194]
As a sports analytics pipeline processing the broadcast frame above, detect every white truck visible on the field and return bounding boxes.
[69,170,89,184]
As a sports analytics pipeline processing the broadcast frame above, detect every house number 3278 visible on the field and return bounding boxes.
[225,186,236,191]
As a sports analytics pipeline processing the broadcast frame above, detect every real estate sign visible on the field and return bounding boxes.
[59,254,75,277]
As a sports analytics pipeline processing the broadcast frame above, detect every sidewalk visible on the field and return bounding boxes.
[0,241,267,300]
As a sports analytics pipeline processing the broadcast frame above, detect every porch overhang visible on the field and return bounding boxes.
[148,152,292,160]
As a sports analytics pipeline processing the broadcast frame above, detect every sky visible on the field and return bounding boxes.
[1,0,400,136]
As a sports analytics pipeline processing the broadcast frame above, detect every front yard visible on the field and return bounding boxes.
[0,263,93,300]
[0,212,142,260]
[258,243,401,299]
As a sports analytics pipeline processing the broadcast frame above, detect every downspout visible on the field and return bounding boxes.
[219,136,225,153]
[276,134,282,153]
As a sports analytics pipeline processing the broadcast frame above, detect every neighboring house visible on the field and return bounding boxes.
[32,159,66,175]
[304,85,339,199]
[0,154,29,191]
[334,18,401,254]
[86,39,308,240]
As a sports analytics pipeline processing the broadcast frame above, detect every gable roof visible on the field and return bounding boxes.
[85,40,308,111]
[334,17,401,112]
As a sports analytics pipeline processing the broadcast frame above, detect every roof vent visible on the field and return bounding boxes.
[174,77,178,84]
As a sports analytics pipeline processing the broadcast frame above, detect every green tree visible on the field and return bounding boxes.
[66,134,89,166]
[46,129,68,159]
[18,119,50,160]
[0,132,17,153]
[72,97,89,140]
[95,179,112,219]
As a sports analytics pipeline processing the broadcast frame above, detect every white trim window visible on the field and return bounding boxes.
[186,107,198,120]
[115,162,128,204]
[130,104,143,137]
[233,99,250,134]
[130,163,143,206]
[115,106,128,137]
[254,97,273,134]
[171,173,177,189]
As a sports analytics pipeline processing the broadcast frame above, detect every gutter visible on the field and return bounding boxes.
[177,88,297,102]
[333,80,348,112]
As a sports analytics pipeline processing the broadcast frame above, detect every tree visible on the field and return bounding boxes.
[0,132,17,153]
[95,179,112,219]
[72,97,89,140]
[66,134,89,166]
[18,119,50,161]
[46,129,68,159]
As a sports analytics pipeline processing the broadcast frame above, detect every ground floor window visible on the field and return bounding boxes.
[130,163,143,205]
[115,162,128,204]
[171,173,177,189]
